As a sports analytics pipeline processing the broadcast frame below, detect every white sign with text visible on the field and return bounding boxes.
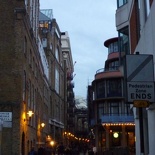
[127,82,154,102]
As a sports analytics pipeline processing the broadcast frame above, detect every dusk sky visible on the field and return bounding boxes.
[40,1,118,99]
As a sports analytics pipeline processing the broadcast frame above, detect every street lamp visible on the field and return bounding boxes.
[41,123,45,128]
[24,110,34,122]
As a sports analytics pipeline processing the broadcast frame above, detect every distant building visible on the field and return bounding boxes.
[88,37,135,154]
[61,31,75,136]
[39,9,66,143]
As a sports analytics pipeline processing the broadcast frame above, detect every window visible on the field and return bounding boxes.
[55,47,59,62]
[108,41,118,54]
[32,57,35,72]
[28,80,31,108]
[107,79,122,97]
[117,0,128,8]
[119,27,129,55]
[98,103,104,120]
[24,37,27,55]
[96,81,105,99]
[25,0,28,10]
[29,0,33,27]
[108,60,119,71]
[110,102,119,115]
[22,71,26,102]
[55,68,59,94]
[125,104,133,115]
[29,50,32,66]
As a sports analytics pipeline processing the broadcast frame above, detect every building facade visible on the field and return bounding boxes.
[39,10,66,143]
[61,31,75,142]
[0,2,74,155]
[88,37,135,154]
[116,0,155,155]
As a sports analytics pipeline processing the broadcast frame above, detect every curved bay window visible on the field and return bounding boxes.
[108,41,118,54]
[107,79,122,97]
[108,60,119,71]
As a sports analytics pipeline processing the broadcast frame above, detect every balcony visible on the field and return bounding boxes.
[100,114,134,123]
[67,81,74,89]
[67,72,73,80]
[95,67,123,80]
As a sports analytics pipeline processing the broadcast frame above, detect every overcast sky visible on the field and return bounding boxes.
[40,0,118,99]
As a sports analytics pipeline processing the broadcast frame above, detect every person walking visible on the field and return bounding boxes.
[57,142,65,155]
[28,147,38,155]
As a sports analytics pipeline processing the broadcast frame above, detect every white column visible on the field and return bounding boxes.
[0,120,3,155]
[147,108,155,155]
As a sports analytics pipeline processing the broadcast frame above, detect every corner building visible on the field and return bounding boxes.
[0,0,46,155]
[0,2,69,155]
[89,37,135,154]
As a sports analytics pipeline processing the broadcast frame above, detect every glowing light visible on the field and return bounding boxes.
[113,132,119,138]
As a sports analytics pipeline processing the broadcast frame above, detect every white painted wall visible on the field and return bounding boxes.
[134,1,155,155]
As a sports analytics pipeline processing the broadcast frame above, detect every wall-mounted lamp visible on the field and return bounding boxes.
[27,110,34,117]
[41,123,45,128]
[50,140,55,147]
[24,110,34,122]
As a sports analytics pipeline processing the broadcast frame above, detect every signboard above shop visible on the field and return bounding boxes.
[124,54,154,103]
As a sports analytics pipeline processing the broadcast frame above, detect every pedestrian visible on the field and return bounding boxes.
[57,142,64,155]
[28,147,38,155]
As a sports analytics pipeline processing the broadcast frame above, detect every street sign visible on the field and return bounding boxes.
[0,112,12,121]
[127,82,154,102]
[124,54,154,103]
[125,54,154,82]
[133,100,150,108]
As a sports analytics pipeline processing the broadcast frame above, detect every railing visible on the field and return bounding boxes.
[96,66,119,74]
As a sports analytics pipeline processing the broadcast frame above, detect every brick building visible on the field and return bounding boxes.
[0,1,74,155]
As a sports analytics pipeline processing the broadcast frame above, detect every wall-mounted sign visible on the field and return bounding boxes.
[0,112,12,121]
[133,100,150,108]
[127,82,154,102]
[124,54,154,103]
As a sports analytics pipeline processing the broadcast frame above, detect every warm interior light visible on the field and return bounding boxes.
[113,132,119,138]
[50,140,55,146]
[27,110,34,117]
